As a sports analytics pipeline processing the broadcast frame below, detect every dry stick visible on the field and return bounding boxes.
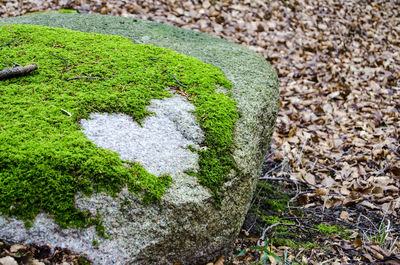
[65,76,105,81]
[257,222,297,245]
[263,161,284,176]
[259,176,318,188]
[0,39,15,48]
[51,53,69,72]
[0,64,38,80]
[162,70,186,88]
[289,190,314,204]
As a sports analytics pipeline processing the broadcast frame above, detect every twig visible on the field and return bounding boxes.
[51,53,69,72]
[60,109,72,117]
[315,162,337,172]
[263,161,284,176]
[259,176,318,188]
[258,222,297,245]
[162,70,186,88]
[0,39,14,48]
[289,190,314,203]
[0,64,38,80]
[65,76,105,81]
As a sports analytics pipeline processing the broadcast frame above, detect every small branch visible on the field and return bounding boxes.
[162,69,186,88]
[289,190,314,203]
[51,53,69,72]
[259,176,317,188]
[263,161,283,176]
[0,64,38,80]
[258,222,297,245]
[65,76,105,81]
[60,108,72,117]
[0,39,15,48]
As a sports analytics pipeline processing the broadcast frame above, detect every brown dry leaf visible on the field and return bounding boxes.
[315,188,328,196]
[362,252,375,263]
[360,200,379,210]
[297,193,310,206]
[340,187,350,196]
[321,177,336,188]
[339,211,349,221]
[391,167,400,177]
[246,237,259,243]
[323,196,342,209]
[303,173,316,186]
[214,255,224,265]
[364,245,384,261]
[354,237,363,248]
[369,244,391,258]
[267,255,279,265]
[10,244,25,253]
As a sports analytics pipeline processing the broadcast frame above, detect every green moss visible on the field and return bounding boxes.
[252,181,292,215]
[271,238,297,248]
[261,216,294,227]
[0,25,238,229]
[314,224,351,239]
[57,9,78,14]
[301,242,320,249]
[248,181,325,251]
[92,238,99,246]
[23,9,78,15]
[77,256,91,265]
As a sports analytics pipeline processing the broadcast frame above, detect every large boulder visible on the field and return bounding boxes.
[0,14,279,264]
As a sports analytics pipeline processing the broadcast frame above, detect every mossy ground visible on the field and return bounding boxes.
[239,180,354,263]
[246,181,320,250]
[0,24,238,229]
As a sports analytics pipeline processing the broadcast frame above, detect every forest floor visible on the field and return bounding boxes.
[1,0,399,264]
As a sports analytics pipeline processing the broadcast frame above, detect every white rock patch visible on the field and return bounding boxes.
[80,93,205,176]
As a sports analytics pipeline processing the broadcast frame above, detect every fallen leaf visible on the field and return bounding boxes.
[339,211,349,221]
[354,237,363,248]
[215,255,224,265]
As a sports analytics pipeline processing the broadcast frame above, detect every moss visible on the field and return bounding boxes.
[271,238,297,248]
[248,181,326,251]
[261,216,294,227]
[77,256,91,265]
[314,224,351,239]
[0,25,238,229]
[57,9,78,14]
[23,9,78,15]
[301,242,320,249]
[252,181,292,215]
[92,239,99,246]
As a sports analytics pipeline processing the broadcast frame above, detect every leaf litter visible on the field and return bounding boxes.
[1,0,399,264]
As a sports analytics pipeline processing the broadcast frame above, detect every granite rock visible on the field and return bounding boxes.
[0,13,279,264]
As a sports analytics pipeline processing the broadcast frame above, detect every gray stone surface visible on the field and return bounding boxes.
[81,94,204,176]
[0,14,279,265]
